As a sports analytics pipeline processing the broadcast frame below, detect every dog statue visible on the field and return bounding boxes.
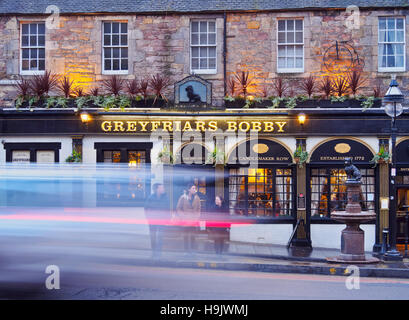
[185,85,202,103]
[344,157,361,182]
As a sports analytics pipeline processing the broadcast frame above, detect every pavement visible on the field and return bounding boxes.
[1,211,409,282]
[127,228,409,279]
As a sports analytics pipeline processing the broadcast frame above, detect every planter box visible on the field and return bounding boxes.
[14,97,168,109]
[131,98,166,108]
[225,99,247,109]
[224,98,382,109]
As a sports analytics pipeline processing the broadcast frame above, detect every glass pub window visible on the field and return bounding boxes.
[21,23,45,72]
[190,20,217,73]
[277,19,304,72]
[378,17,405,71]
[310,168,375,218]
[103,22,128,72]
[229,168,293,217]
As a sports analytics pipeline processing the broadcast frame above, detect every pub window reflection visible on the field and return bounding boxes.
[99,149,147,205]
[310,168,375,218]
[229,167,293,217]
[103,150,121,163]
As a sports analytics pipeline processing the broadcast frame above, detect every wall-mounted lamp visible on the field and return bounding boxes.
[298,113,306,126]
[80,112,91,123]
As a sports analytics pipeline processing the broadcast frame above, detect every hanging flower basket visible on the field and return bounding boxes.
[157,146,174,165]
[293,146,308,168]
[370,145,390,167]
[206,146,227,166]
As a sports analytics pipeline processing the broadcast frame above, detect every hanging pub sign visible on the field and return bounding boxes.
[309,138,374,163]
[227,138,292,165]
[174,75,212,105]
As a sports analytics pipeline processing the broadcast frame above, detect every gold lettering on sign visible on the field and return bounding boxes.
[227,121,237,132]
[113,121,125,132]
[183,121,193,131]
[101,121,112,132]
[100,120,288,133]
[195,121,206,132]
[139,121,149,132]
[174,121,182,131]
[239,121,251,132]
[127,121,137,132]
[162,121,173,132]
[208,120,217,131]
[151,121,160,131]
[252,122,262,132]
[264,122,274,132]
[276,122,287,133]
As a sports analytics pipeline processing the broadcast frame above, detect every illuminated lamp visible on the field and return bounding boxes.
[80,112,91,123]
[298,113,306,125]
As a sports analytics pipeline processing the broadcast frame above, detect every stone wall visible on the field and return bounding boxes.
[226,9,409,97]
[0,8,408,107]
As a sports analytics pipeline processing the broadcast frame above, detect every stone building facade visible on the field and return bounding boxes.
[1,1,409,253]
[1,2,409,106]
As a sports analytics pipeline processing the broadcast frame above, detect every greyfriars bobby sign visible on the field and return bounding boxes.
[174,75,212,105]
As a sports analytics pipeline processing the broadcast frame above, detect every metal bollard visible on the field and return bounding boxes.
[380,228,389,255]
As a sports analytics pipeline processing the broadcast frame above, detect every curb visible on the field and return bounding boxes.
[132,257,409,279]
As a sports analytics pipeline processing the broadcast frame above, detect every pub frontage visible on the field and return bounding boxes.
[1,105,408,253]
[1,0,409,256]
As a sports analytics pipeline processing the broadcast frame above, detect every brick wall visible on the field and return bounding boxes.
[0,8,408,107]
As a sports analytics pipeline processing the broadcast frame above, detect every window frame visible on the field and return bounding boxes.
[378,16,406,73]
[276,18,304,74]
[101,21,129,75]
[309,166,377,223]
[228,166,296,219]
[190,19,217,75]
[20,22,46,76]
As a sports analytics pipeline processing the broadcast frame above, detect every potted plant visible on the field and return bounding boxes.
[65,150,82,163]
[206,146,227,166]
[157,146,174,164]
[293,145,308,168]
[370,145,390,167]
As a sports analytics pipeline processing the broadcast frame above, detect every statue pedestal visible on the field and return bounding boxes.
[327,181,379,264]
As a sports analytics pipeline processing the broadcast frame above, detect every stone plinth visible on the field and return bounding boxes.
[327,180,380,264]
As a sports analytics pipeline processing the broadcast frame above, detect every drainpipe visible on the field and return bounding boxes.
[223,11,227,97]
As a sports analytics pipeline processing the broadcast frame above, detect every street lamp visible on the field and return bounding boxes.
[383,78,404,261]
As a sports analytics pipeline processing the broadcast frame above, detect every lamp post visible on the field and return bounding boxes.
[383,78,404,261]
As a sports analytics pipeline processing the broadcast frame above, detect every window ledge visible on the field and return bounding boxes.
[378,67,406,73]
[20,71,45,76]
[0,79,19,85]
[102,70,129,75]
[277,68,304,74]
[191,69,217,75]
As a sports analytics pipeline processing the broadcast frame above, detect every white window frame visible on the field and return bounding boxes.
[378,17,406,73]
[20,22,46,76]
[276,18,304,74]
[190,20,217,75]
[102,21,129,75]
